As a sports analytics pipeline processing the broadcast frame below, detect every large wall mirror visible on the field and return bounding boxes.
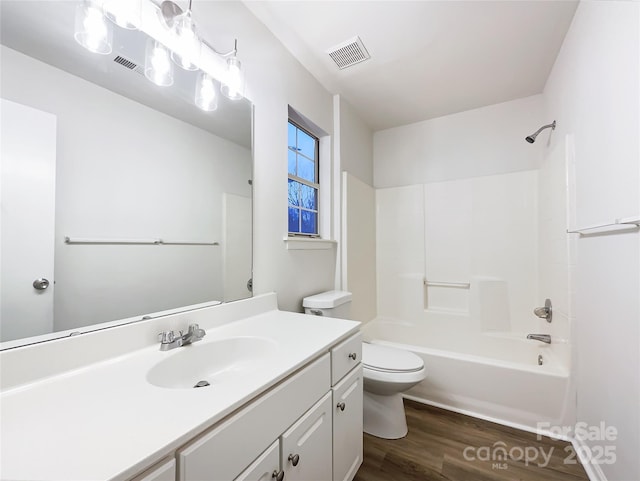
[0,1,253,348]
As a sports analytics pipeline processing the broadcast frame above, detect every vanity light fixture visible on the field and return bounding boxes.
[73,0,245,109]
[103,0,141,30]
[159,0,244,101]
[221,53,244,100]
[145,38,174,87]
[74,0,113,54]
[195,71,219,111]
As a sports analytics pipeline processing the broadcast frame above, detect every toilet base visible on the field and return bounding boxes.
[363,391,408,439]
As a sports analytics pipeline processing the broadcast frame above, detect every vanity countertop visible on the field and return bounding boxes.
[0,309,360,481]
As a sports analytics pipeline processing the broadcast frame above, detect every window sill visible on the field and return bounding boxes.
[284,237,337,250]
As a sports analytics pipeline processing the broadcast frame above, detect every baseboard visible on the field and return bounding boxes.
[571,436,608,481]
[402,394,573,442]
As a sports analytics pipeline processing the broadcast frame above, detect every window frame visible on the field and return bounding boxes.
[288,120,320,237]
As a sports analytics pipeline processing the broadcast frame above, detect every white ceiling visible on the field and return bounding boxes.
[245,0,578,131]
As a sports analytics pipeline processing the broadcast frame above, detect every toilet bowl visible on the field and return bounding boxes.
[302,290,426,440]
[361,342,425,439]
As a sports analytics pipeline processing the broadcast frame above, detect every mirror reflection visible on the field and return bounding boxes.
[0,1,253,347]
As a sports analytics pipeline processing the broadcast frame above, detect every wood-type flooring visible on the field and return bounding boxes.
[353,400,590,481]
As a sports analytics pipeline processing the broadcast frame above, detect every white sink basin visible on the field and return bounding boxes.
[147,336,278,389]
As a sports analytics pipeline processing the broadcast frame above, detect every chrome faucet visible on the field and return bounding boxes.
[158,323,206,351]
[527,333,551,344]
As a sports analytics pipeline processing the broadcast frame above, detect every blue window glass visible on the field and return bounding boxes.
[297,156,315,183]
[301,184,317,210]
[288,122,296,151]
[297,130,316,161]
[288,179,300,206]
[301,211,317,234]
[288,207,300,233]
[288,150,297,176]
[288,120,318,236]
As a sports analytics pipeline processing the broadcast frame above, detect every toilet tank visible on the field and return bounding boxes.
[303,290,352,319]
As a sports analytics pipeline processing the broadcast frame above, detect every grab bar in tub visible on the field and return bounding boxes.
[424,280,470,289]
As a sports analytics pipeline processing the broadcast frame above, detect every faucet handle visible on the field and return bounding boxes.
[158,330,176,344]
[188,323,206,338]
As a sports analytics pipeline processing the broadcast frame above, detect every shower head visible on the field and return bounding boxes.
[525,120,556,143]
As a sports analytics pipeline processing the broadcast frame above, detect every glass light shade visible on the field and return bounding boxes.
[170,11,201,71]
[145,39,174,87]
[195,72,219,112]
[103,0,141,30]
[221,56,244,100]
[74,0,113,55]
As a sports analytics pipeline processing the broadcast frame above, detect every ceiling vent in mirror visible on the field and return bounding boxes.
[113,55,144,75]
[327,36,370,70]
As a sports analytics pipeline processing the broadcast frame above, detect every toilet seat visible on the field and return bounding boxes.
[362,343,424,373]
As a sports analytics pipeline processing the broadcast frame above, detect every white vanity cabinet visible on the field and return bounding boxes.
[130,458,176,481]
[177,354,332,481]
[330,333,363,481]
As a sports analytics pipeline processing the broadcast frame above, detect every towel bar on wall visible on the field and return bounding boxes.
[567,216,640,235]
[424,280,470,289]
[64,237,219,246]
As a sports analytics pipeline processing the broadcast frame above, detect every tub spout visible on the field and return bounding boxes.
[527,334,551,344]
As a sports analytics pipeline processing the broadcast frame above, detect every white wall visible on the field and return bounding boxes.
[201,1,337,312]
[374,94,545,188]
[543,2,640,480]
[1,46,252,330]
[338,98,374,186]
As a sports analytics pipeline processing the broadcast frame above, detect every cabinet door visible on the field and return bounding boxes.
[234,440,281,481]
[281,392,332,481]
[333,365,363,481]
[130,457,176,481]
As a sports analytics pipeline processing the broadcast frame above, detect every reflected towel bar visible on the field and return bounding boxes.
[424,280,470,289]
[567,216,640,235]
[64,237,219,246]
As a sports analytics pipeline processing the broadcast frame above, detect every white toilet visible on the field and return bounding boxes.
[303,290,426,439]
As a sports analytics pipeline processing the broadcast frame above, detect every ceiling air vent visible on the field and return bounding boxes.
[327,36,370,70]
[113,55,144,75]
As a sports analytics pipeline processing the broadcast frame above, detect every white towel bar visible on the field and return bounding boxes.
[64,237,219,246]
[567,216,640,235]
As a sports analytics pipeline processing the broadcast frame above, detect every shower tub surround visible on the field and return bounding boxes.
[362,316,570,431]
[0,294,361,481]
[372,170,572,431]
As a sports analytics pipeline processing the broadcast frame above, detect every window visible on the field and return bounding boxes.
[288,120,319,236]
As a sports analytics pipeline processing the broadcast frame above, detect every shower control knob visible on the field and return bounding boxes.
[272,470,284,481]
[337,402,346,411]
[348,352,357,361]
[288,453,300,466]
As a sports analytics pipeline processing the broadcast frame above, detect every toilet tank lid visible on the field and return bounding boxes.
[303,290,352,309]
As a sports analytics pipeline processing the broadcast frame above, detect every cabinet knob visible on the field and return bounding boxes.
[272,469,284,481]
[288,453,300,466]
[348,352,357,361]
[337,402,346,412]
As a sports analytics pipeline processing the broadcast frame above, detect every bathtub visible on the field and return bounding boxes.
[361,317,572,432]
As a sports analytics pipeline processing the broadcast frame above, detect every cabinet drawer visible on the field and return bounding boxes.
[177,353,330,481]
[333,365,363,481]
[331,332,362,385]
[234,440,280,481]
